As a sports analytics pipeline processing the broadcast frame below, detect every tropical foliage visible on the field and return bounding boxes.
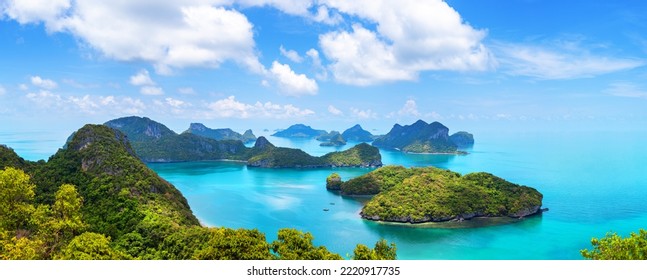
[0,124,395,260]
[332,166,543,223]
[581,229,647,260]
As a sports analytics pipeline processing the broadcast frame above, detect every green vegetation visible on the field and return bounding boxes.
[319,132,347,147]
[581,229,647,260]
[184,123,256,143]
[372,120,466,153]
[342,124,374,142]
[248,141,381,168]
[106,117,379,168]
[272,124,327,138]
[326,173,342,190]
[352,239,397,260]
[449,131,474,148]
[331,166,543,223]
[0,124,395,260]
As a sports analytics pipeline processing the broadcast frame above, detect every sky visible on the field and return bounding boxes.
[1,0,647,137]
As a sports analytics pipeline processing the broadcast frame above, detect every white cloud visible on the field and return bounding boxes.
[318,0,492,85]
[306,48,327,80]
[2,0,70,28]
[26,90,65,108]
[269,61,318,96]
[606,82,647,98]
[178,87,195,95]
[25,90,146,115]
[30,76,58,90]
[327,105,343,116]
[495,42,645,79]
[398,99,420,117]
[312,5,342,25]
[129,69,155,86]
[0,85,5,96]
[4,1,262,74]
[165,97,189,108]
[279,45,303,63]
[206,95,315,119]
[350,107,377,119]
[19,84,29,91]
[140,86,164,96]
[237,0,313,16]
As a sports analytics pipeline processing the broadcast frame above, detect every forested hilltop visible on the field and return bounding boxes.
[327,166,543,223]
[0,125,394,260]
[104,116,381,168]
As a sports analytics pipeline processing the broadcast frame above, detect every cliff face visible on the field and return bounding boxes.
[105,117,247,162]
[372,120,463,153]
[185,123,256,143]
[449,131,474,148]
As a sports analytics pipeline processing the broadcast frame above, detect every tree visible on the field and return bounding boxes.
[271,228,342,260]
[0,167,36,232]
[54,232,126,260]
[52,184,86,241]
[581,229,647,260]
[352,239,397,260]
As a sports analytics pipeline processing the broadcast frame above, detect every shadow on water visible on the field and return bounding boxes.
[361,213,545,244]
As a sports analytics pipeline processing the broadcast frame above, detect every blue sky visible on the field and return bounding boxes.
[1,0,646,136]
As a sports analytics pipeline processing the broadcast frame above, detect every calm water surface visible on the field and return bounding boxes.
[4,130,647,259]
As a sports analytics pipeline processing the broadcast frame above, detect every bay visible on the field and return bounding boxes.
[147,130,647,260]
[4,129,647,259]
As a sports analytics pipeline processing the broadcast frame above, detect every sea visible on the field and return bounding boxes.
[3,128,647,260]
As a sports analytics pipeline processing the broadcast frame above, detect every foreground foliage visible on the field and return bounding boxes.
[0,126,396,260]
[581,229,647,260]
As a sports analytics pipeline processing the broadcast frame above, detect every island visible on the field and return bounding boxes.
[271,124,327,138]
[0,124,394,260]
[248,138,380,168]
[342,124,375,142]
[449,131,474,148]
[328,166,543,223]
[372,120,471,154]
[317,131,347,147]
[184,123,257,143]
[105,116,380,168]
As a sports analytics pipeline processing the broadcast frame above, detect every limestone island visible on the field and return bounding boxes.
[372,120,473,154]
[105,116,381,168]
[326,166,544,224]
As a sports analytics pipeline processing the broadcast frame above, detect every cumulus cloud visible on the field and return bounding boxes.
[129,69,155,86]
[2,0,70,28]
[3,1,262,74]
[327,105,343,116]
[279,45,303,63]
[30,76,58,90]
[205,95,315,119]
[318,0,493,85]
[398,99,420,117]
[350,107,377,119]
[495,42,645,79]
[269,61,318,96]
[306,48,328,80]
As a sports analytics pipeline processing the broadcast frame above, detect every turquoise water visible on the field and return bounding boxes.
[4,130,647,259]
